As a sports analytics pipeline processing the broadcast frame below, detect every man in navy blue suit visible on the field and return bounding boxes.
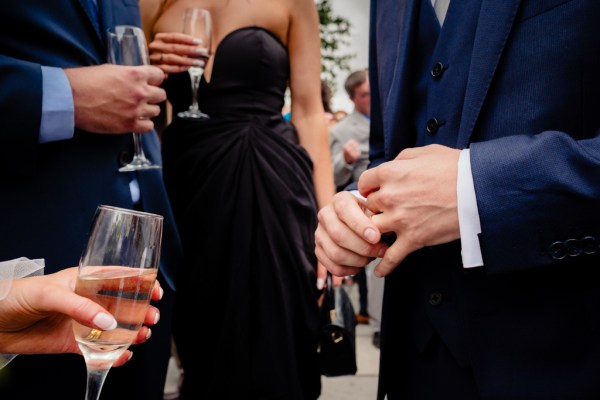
[316,0,600,399]
[0,1,181,399]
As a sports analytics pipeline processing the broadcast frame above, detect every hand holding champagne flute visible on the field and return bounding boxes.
[73,205,163,400]
[177,7,212,120]
[107,25,161,171]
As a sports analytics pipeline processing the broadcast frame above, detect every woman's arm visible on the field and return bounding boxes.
[287,0,336,210]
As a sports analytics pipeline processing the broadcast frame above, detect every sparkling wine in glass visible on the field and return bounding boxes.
[107,25,161,171]
[177,8,212,120]
[73,205,163,400]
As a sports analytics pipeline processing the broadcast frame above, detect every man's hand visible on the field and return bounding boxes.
[65,64,166,134]
[358,144,462,277]
[315,191,388,278]
[343,138,361,164]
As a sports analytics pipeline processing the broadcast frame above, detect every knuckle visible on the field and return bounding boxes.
[328,225,345,245]
[317,206,329,224]
[360,241,376,257]
[328,246,345,263]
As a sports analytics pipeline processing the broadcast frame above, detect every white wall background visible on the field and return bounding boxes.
[329,0,370,113]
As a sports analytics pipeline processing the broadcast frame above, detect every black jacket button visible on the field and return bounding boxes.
[565,239,582,257]
[426,118,440,133]
[431,62,445,79]
[581,236,598,254]
[118,151,132,167]
[429,291,443,306]
[549,241,567,260]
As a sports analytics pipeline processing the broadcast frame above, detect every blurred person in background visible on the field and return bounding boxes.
[329,69,370,192]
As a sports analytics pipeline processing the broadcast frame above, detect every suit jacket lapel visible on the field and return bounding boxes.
[377,0,419,159]
[76,0,104,44]
[457,0,521,147]
[98,0,115,44]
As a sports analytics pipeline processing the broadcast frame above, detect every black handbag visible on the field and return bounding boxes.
[318,273,358,377]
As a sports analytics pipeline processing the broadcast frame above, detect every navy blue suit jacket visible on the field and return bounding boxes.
[0,0,180,288]
[370,0,600,398]
[0,1,181,399]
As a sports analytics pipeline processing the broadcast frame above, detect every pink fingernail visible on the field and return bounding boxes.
[364,228,377,243]
[93,312,117,331]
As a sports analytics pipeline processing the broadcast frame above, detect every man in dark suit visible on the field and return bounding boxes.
[0,1,181,399]
[315,0,600,399]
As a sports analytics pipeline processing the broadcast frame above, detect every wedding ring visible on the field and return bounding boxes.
[85,328,103,340]
[159,53,164,63]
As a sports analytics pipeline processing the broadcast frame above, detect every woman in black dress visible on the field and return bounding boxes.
[141,1,335,398]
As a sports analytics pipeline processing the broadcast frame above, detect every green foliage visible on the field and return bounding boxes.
[316,0,355,91]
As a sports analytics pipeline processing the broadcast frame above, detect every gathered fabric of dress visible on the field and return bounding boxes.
[161,27,322,399]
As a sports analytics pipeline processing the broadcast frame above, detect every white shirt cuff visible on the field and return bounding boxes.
[457,149,483,268]
[40,66,75,143]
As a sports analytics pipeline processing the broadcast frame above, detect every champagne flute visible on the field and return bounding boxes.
[177,8,212,120]
[107,25,161,171]
[72,205,163,400]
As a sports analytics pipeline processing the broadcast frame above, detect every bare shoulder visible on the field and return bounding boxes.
[287,0,320,34]
[288,0,319,19]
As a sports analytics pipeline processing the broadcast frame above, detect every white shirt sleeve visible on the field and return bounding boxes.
[457,149,483,268]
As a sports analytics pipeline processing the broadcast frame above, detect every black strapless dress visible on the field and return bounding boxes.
[162,27,321,399]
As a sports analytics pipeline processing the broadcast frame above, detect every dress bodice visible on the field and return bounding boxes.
[166,26,289,119]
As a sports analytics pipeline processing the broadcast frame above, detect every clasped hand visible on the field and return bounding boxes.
[315,144,462,278]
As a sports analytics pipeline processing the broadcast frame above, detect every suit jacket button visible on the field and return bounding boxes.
[426,118,440,133]
[118,151,132,167]
[431,62,445,79]
[549,241,567,260]
[429,291,443,306]
[581,236,598,254]
[565,239,582,257]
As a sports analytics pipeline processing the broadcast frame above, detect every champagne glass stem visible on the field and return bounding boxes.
[176,8,211,120]
[107,25,161,171]
[85,367,111,400]
[189,69,202,114]
[118,133,160,172]
[132,133,149,162]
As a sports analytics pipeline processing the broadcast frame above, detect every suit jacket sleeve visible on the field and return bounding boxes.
[0,55,43,176]
[471,130,600,274]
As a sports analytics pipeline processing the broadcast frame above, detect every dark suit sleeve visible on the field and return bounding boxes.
[0,55,43,177]
[471,129,600,274]
[465,0,600,275]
